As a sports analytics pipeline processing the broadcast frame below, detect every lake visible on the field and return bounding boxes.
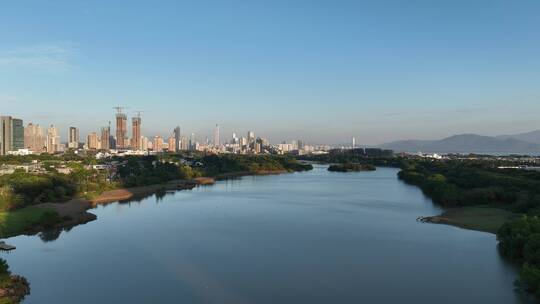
[3,165,528,303]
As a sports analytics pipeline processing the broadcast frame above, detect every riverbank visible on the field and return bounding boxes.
[4,164,523,303]
[0,259,30,304]
[0,179,207,239]
[419,206,519,234]
[0,169,300,239]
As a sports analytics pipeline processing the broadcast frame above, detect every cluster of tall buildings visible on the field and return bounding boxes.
[0,115,64,155]
[1,108,194,155]
[0,108,326,156]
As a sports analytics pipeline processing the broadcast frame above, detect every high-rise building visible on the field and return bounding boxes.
[247,131,255,143]
[352,137,356,148]
[131,115,141,150]
[174,126,180,152]
[214,124,220,147]
[0,116,12,155]
[12,118,24,151]
[24,123,45,153]
[0,116,24,155]
[141,136,149,151]
[240,137,247,147]
[87,132,99,149]
[68,127,79,149]
[115,108,127,149]
[189,133,196,150]
[109,136,116,150]
[46,125,60,153]
[167,136,175,152]
[180,136,189,150]
[153,136,164,152]
[101,126,110,150]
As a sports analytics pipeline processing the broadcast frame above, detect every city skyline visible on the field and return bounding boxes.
[1,107,341,156]
[1,1,540,144]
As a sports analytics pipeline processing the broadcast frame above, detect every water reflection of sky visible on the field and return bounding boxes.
[1,165,531,304]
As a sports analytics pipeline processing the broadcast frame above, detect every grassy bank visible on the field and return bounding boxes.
[0,207,61,239]
[421,207,518,234]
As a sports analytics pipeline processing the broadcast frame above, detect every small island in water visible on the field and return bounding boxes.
[327,163,376,172]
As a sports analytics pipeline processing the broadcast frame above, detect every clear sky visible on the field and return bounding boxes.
[1,0,539,145]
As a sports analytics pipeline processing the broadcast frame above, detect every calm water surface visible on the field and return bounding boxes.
[3,166,527,303]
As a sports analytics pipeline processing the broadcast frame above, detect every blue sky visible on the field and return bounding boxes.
[1,0,539,145]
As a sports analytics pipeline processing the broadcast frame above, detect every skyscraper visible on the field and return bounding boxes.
[247,131,255,144]
[174,126,181,152]
[189,133,196,150]
[141,136,149,151]
[24,123,45,153]
[352,137,356,148]
[12,118,23,151]
[114,107,127,149]
[87,132,99,149]
[131,115,141,150]
[0,116,12,155]
[167,137,175,152]
[154,136,164,152]
[101,126,110,150]
[180,136,189,150]
[68,127,79,149]
[0,116,23,155]
[214,124,220,147]
[46,125,60,153]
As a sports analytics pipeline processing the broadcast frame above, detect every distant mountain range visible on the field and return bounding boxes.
[496,130,540,145]
[379,130,540,154]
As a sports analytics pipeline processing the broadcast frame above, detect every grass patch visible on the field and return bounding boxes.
[425,206,519,234]
[0,207,61,238]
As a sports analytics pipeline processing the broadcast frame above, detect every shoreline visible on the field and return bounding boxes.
[417,206,519,234]
[32,178,212,234]
[7,170,294,239]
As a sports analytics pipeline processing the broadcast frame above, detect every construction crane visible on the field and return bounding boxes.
[133,110,145,118]
[113,106,125,114]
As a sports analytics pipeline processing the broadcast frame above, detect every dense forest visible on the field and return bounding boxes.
[397,159,540,296]
[0,167,112,211]
[397,160,540,212]
[198,154,312,176]
[498,216,540,297]
[0,154,312,211]
[327,163,376,172]
[298,153,401,167]
[115,155,198,187]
